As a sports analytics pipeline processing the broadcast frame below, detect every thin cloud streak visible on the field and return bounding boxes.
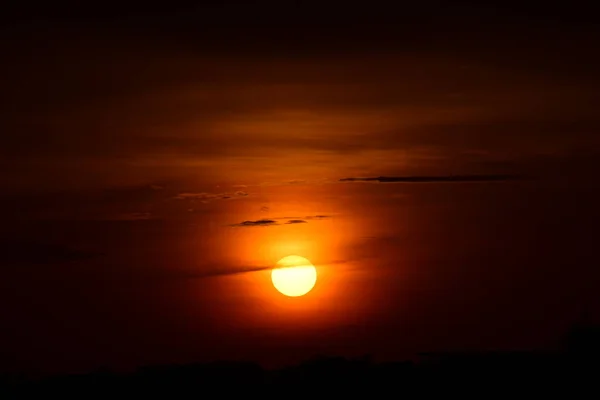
[174,191,249,202]
[189,259,354,280]
[339,174,524,183]
[231,215,332,227]
[230,219,278,227]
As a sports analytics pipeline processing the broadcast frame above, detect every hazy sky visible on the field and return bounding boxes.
[1,2,599,374]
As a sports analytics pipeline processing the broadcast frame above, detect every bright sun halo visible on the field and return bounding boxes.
[271,255,317,297]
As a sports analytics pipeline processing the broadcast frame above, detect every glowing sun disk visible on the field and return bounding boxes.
[271,255,317,297]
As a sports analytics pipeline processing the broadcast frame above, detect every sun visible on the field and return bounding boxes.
[271,255,317,297]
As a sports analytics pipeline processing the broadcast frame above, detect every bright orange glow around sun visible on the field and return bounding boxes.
[271,255,317,297]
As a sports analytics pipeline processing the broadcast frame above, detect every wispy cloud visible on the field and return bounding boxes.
[273,215,332,221]
[231,219,278,227]
[174,191,248,202]
[305,215,332,220]
[163,258,354,281]
[110,212,154,221]
[0,240,102,265]
[255,178,333,187]
[230,215,331,227]
[339,174,523,183]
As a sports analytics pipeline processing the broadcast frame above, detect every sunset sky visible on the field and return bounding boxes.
[1,2,599,374]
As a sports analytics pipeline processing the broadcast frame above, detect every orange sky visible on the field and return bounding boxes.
[0,4,599,374]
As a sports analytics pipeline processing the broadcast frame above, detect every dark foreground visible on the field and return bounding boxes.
[2,325,599,395]
[1,352,598,395]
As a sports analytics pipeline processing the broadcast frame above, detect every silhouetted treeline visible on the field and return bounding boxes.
[2,324,598,395]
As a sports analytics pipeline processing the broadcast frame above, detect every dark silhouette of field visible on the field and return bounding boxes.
[2,324,598,395]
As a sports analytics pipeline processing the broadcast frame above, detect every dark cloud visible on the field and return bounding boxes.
[109,212,153,221]
[174,191,248,202]
[229,215,331,226]
[0,240,101,265]
[339,174,523,183]
[272,215,332,221]
[153,258,356,282]
[102,184,167,203]
[0,183,168,222]
[2,33,598,194]
[305,215,332,220]
[231,219,278,227]
[230,216,328,227]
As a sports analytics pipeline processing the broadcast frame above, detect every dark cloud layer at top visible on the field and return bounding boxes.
[339,174,523,183]
[1,12,598,194]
